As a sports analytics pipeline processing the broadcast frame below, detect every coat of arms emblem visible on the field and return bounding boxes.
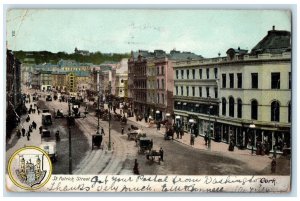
[15,155,47,188]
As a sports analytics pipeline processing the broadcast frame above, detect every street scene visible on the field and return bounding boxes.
[6,10,291,176]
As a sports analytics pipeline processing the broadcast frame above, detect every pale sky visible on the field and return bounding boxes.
[6,9,291,58]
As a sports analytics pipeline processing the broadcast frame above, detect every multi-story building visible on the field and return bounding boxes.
[173,27,291,152]
[128,50,153,115]
[116,73,128,98]
[218,27,291,151]
[51,70,67,91]
[173,57,219,133]
[129,50,202,118]
[6,50,22,136]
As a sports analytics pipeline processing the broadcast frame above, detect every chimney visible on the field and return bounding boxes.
[273,25,275,30]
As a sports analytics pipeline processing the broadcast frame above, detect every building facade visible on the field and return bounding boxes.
[6,50,22,136]
[173,27,291,152]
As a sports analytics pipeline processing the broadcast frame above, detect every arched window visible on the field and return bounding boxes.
[288,102,291,123]
[251,100,258,120]
[271,101,280,122]
[222,98,226,116]
[237,99,242,118]
[229,97,235,117]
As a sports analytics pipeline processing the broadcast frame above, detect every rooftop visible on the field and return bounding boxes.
[251,26,291,55]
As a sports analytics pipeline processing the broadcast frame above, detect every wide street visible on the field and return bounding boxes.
[6,89,290,175]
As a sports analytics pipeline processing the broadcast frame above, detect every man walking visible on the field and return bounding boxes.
[159,147,164,162]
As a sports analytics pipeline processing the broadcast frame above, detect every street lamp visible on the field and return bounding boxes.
[250,122,256,155]
[68,100,72,174]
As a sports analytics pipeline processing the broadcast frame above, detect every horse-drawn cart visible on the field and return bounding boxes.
[146,150,162,164]
[92,134,103,150]
[138,137,153,154]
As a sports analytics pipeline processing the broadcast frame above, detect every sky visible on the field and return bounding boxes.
[6,9,291,58]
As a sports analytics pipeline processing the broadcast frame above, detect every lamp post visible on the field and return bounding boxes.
[108,81,112,151]
[250,122,256,155]
[68,101,72,174]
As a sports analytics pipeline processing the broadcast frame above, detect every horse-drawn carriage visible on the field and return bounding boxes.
[146,150,162,163]
[92,134,103,150]
[138,137,153,154]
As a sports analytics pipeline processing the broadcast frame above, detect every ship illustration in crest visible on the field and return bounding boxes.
[15,154,47,187]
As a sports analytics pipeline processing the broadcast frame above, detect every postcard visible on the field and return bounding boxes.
[5,8,292,193]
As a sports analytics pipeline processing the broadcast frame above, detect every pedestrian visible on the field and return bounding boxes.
[190,134,195,146]
[27,131,31,141]
[38,109,40,115]
[133,159,139,175]
[180,129,184,139]
[39,126,43,134]
[101,128,105,136]
[159,147,164,162]
[204,133,208,145]
[157,122,160,130]
[121,127,124,135]
[32,121,36,129]
[22,127,25,137]
[271,158,276,173]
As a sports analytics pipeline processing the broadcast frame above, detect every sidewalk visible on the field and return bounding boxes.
[6,98,43,162]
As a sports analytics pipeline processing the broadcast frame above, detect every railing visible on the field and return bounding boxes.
[173,52,291,67]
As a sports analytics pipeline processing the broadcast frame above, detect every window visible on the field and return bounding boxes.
[192,87,195,96]
[199,69,202,79]
[176,86,178,95]
[222,74,226,88]
[222,98,226,115]
[251,100,258,120]
[271,72,280,89]
[157,67,160,75]
[229,73,234,88]
[162,66,164,75]
[192,69,195,79]
[214,68,218,79]
[237,73,242,88]
[289,72,291,89]
[162,94,165,104]
[206,87,209,97]
[214,87,218,98]
[199,87,202,97]
[187,70,190,79]
[237,99,242,118]
[229,97,234,117]
[157,80,160,89]
[181,70,184,79]
[251,73,258,89]
[288,102,291,123]
[186,86,189,96]
[181,86,183,96]
[206,68,210,79]
[161,79,164,89]
[271,101,280,122]
[176,70,179,79]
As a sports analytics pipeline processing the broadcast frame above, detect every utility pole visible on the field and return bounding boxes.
[108,81,112,151]
[68,101,72,174]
